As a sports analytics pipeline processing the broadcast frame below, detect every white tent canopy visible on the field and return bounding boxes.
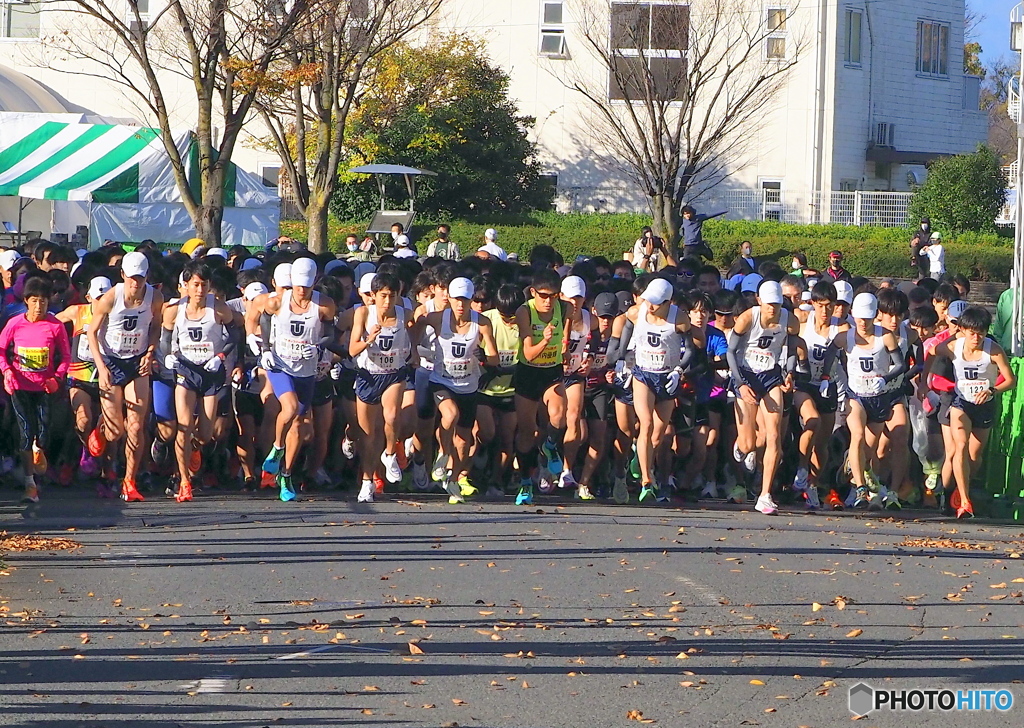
[0,112,279,247]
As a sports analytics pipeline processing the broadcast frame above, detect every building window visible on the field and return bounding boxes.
[539,1,568,58]
[766,7,787,59]
[915,19,948,76]
[260,165,281,189]
[844,8,862,65]
[2,1,40,38]
[609,2,689,102]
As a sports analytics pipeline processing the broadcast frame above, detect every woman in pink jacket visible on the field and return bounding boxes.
[0,274,71,503]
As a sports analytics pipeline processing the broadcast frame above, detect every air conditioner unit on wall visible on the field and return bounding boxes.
[875,122,895,148]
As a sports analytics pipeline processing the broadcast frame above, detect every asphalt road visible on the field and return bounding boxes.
[2,491,1024,728]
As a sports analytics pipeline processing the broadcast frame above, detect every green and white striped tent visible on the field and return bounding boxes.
[0,112,279,246]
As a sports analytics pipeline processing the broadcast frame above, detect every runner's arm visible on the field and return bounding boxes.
[724,310,752,384]
[604,316,633,366]
[881,333,907,383]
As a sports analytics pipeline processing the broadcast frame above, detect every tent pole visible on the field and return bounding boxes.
[16,197,23,245]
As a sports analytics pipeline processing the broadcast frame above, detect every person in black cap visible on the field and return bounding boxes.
[910,218,932,281]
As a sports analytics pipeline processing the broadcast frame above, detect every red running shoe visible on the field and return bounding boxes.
[188,440,202,474]
[374,474,386,495]
[176,479,193,503]
[825,489,844,510]
[260,470,276,489]
[956,499,974,519]
[121,479,145,502]
[87,427,107,458]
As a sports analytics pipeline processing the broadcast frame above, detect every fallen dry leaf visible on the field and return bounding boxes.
[452,698,467,705]
[750,679,765,685]
[812,603,823,612]
[408,643,425,655]
[846,629,863,638]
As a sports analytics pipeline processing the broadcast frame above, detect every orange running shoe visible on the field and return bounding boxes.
[374,474,386,495]
[260,470,276,489]
[176,479,193,503]
[188,440,202,474]
[825,489,844,510]
[121,479,145,502]
[87,427,107,457]
[32,444,48,475]
[956,498,974,519]
[949,488,961,513]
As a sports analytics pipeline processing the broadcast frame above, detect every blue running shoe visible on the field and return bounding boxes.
[262,445,284,475]
[540,438,563,476]
[515,480,534,506]
[278,473,297,502]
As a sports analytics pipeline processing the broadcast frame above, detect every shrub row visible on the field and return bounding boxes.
[280,213,1012,281]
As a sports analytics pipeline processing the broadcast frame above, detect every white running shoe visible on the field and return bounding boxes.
[404,437,415,459]
[755,493,779,514]
[341,438,356,460]
[744,450,757,473]
[804,487,821,510]
[357,479,374,503]
[313,467,332,487]
[576,484,596,500]
[412,462,430,491]
[701,480,719,499]
[431,451,448,482]
[558,470,577,490]
[380,451,402,483]
[733,442,744,463]
[445,478,463,504]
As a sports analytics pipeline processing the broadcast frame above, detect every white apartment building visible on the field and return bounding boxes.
[429,0,988,221]
[0,0,989,225]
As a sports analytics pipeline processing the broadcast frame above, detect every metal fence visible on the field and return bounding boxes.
[555,186,915,227]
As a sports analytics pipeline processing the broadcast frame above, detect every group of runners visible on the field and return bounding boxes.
[0,232,1012,520]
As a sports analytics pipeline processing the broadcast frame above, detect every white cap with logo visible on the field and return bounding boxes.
[561,275,586,299]
[292,257,317,287]
[641,278,674,306]
[88,276,112,300]
[757,281,783,305]
[359,272,376,294]
[243,282,269,301]
[121,251,149,278]
[448,277,475,300]
[834,280,854,305]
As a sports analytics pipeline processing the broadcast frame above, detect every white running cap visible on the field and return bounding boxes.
[359,272,376,294]
[448,277,474,300]
[834,280,854,304]
[88,276,112,300]
[560,275,586,299]
[292,257,317,287]
[205,247,227,259]
[758,280,783,305]
[641,278,674,306]
[121,251,149,278]
[243,282,269,301]
[851,292,878,319]
[273,263,292,288]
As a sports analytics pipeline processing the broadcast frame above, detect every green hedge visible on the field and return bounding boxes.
[281,213,1013,281]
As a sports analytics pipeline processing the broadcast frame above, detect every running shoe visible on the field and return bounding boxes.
[79,449,100,478]
[558,470,578,490]
[868,489,884,511]
[515,480,534,506]
[241,477,257,492]
[948,488,961,513]
[176,479,194,503]
[883,489,902,510]
[485,485,505,498]
[313,467,332,488]
[412,461,430,491]
[754,493,778,514]
[373,475,386,495]
[188,441,203,475]
[121,479,145,502]
[31,443,47,475]
[261,445,284,475]
[458,475,478,498]
[825,489,844,510]
[260,471,276,489]
[924,473,939,495]
[150,437,169,466]
[744,451,757,473]
[628,449,641,480]
[576,484,596,500]
[956,499,974,519]
[700,480,719,499]
[612,475,629,505]
[357,479,374,503]
[656,481,671,503]
[87,426,106,457]
[540,438,563,476]
[380,451,402,483]
[22,482,39,504]
[727,484,746,504]
[341,437,356,460]
[431,451,448,482]
[404,437,415,459]
[792,467,810,493]
[396,445,409,472]
[638,483,657,502]
[277,474,296,502]
[804,487,821,510]
[446,478,464,505]
[537,470,556,494]
[853,486,870,509]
